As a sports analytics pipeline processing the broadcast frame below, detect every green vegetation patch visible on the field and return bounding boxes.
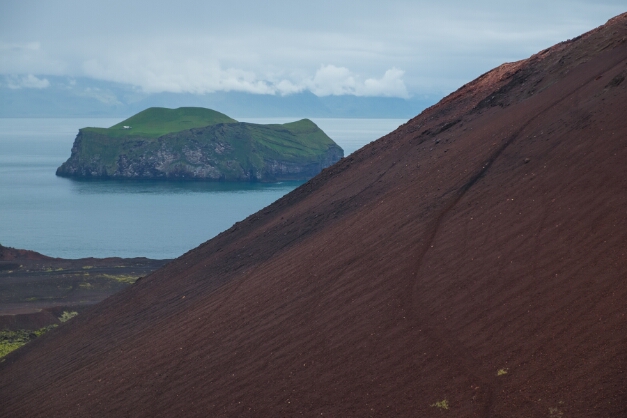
[57,107,343,181]
[0,325,57,358]
[88,107,238,139]
[59,311,78,322]
[0,341,23,358]
[102,274,139,284]
[245,119,337,159]
[431,399,450,410]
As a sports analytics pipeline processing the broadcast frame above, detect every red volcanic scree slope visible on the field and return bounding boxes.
[2,13,627,418]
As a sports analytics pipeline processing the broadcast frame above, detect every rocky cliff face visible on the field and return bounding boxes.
[56,120,343,181]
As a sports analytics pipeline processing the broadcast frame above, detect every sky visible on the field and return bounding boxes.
[1,1,625,100]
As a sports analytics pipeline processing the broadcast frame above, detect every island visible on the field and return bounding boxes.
[56,107,344,181]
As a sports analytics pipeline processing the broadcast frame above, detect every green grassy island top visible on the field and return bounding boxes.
[57,107,344,182]
[85,107,238,138]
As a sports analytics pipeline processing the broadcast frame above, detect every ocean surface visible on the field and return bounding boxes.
[0,117,406,259]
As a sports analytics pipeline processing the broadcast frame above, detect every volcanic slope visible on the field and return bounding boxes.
[2,13,627,418]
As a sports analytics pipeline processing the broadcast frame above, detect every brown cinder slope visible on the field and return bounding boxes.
[2,14,627,418]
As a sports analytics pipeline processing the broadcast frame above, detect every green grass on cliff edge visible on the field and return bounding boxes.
[59,107,342,180]
[75,108,337,164]
[245,119,336,158]
[84,107,238,138]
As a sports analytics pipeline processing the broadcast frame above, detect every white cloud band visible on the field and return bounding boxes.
[5,74,50,89]
[305,65,408,98]
[81,59,409,98]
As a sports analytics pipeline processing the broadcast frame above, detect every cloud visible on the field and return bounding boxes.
[306,65,408,98]
[81,54,409,98]
[0,41,41,52]
[1,0,625,98]
[5,74,49,89]
[76,87,122,105]
[362,68,409,98]
[83,58,276,95]
[308,65,356,96]
[274,79,304,96]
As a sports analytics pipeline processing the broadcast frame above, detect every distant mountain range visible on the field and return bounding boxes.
[0,76,436,118]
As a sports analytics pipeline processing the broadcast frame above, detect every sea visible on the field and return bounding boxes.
[0,118,407,259]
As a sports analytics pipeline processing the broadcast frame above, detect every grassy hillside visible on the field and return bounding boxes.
[84,107,238,138]
[57,108,343,181]
[246,119,338,158]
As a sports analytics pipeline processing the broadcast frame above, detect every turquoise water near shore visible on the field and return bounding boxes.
[0,117,406,259]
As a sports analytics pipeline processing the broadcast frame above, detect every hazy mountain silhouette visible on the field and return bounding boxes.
[0,79,433,118]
